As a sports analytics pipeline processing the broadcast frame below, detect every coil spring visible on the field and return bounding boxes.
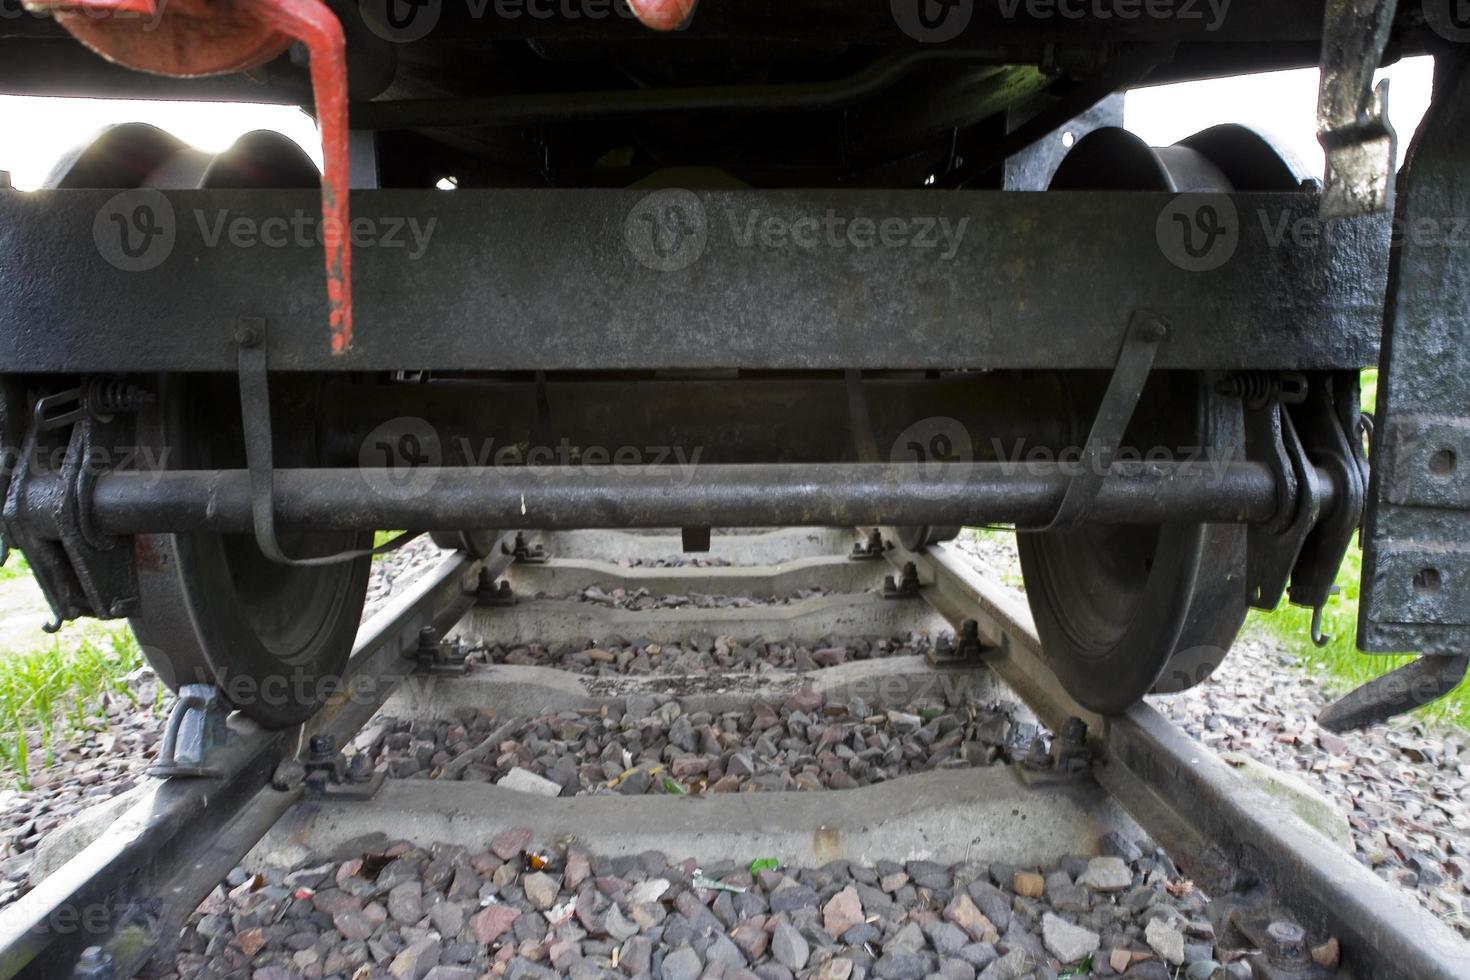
[1216,371,1308,407]
[87,379,154,416]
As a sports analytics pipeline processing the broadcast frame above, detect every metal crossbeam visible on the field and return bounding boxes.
[0,189,1385,372]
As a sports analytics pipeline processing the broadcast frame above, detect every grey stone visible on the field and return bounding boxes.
[1145,919,1186,966]
[660,945,702,980]
[772,919,811,971]
[1077,857,1132,893]
[1041,913,1098,965]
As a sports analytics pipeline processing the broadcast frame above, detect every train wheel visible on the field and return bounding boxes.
[131,373,373,728]
[1017,125,1300,712]
[896,526,961,553]
[430,530,501,559]
[52,126,373,727]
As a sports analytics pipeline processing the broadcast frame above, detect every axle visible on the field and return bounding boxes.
[22,460,1337,535]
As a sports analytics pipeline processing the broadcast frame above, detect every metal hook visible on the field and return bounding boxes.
[1310,605,1332,648]
[1310,584,1343,648]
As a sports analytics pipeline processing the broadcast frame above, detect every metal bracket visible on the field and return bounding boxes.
[503,531,549,564]
[0,383,139,627]
[1245,404,1321,610]
[850,528,888,561]
[682,526,712,553]
[1359,49,1470,659]
[1316,0,1399,219]
[882,561,921,600]
[148,684,228,779]
[928,619,985,665]
[302,734,384,801]
[235,318,414,567]
[406,625,470,675]
[1034,312,1168,530]
[474,569,518,608]
[1285,374,1368,634]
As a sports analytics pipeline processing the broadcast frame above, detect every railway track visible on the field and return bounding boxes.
[0,529,1464,980]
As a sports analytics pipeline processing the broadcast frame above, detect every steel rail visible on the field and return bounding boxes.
[887,532,1468,980]
[32,461,1337,536]
[0,549,501,980]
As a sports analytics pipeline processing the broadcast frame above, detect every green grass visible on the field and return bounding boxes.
[0,626,146,790]
[1251,543,1470,732]
[0,552,30,583]
[373,530,410,556]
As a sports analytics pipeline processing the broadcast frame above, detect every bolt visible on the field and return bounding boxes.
[959,619,980,644]
[74,946,114,980]
[308,734,335,759]
[1023,737,1052,771]
[271,759,306,792]
[0,171,12,191]
[347,753,374,784]
[1140,317,1169,343]
[234,319,264,349]
[1060,717,1087,746]
[1264,920,1309,966]
[418,625,440,650]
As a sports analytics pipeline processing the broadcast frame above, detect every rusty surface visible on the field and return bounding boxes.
[252,0,353,354]
[26,0,353,355]
[626,0,698,30]
[26,0,292,76]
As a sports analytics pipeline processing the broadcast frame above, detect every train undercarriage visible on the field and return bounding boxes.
[1,0,1468,731]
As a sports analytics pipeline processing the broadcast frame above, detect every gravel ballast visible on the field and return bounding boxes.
[171,835,1244,980]
[477,634,935,678]
[363,689,1036,796]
